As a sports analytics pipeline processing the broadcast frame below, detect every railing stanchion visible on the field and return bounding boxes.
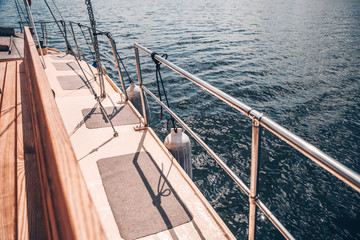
[41,22,45,45]
[19,22,23,33]
[108,34,128,101]
[87,27,95,53]
[61,20,69,54]
[87,27,97,67]
[40,22,48,48]
[134,46,148,126]
[44,23,48,47]
[70,22,81,60]
[249,118,261,240]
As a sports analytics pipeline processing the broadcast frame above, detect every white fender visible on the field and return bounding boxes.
[164,128,192,179]
[126,82,151,124]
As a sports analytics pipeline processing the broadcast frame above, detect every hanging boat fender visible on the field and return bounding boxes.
[164,128,192,179]
[126,82,151,125]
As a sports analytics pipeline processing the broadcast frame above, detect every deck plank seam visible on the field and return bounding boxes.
[0,60,17,240]
[0,61,8,111]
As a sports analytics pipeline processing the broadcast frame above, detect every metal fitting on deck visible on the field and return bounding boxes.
[249,195,258,204]
[248,109,263,123]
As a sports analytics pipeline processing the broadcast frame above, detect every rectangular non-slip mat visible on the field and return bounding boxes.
[82,105,139,129]
[56,75,89,90]
[50,54,75,60]
[52,61,80,71]
[97,152,193,240]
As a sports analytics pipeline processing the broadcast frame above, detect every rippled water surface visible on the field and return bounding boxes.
[1,0,359,239]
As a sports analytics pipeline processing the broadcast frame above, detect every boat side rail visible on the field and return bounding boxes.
[23,27,106,239]
[133,42,360,240]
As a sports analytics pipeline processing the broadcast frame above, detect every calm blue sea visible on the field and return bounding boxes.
[1,0,359,239]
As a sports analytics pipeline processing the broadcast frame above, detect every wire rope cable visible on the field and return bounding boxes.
[108,35,133,84]
[42,0,74,55]
[14,0,26,28]
[78,23,96,65]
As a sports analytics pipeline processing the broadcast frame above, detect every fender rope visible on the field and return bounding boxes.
[151,52,177,132]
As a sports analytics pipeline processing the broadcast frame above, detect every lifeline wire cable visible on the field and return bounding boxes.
[109,36,133,84]
[78,23,96,64]
[42,0,74,55]
[14,0,25,29]
[85,0,106,98]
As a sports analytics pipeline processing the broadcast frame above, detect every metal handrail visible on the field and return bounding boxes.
[134,42,360,193]
[133,42,360,240]
[142,86,251,195]
[142,85,294,239]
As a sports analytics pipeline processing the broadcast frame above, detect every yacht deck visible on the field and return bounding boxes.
[0,27,235,239]
[44,49,235,239]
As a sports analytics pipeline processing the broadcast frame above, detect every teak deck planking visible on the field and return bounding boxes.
[0,27,106,239]
[0,60,17,240]
[0,60,48,240]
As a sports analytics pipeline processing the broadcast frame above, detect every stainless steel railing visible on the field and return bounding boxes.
[133,42,360,240]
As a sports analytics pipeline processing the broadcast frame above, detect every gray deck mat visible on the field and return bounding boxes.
[97,152,193,240]
[50,54,75,60]
[56,75,90,90]
[82,105,139,129]
[52,61,80,71]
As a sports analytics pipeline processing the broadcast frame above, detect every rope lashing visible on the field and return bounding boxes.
[151,52,177,132]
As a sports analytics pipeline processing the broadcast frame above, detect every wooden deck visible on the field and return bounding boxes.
[0,28,106,239]
[0,59,47,239]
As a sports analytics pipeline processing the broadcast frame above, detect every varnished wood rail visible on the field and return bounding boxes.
[22,27,106,239]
